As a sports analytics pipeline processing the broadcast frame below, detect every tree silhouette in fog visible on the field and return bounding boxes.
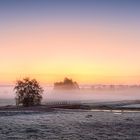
[64,77,73,84]
[14,78,43,107]
[54,77,79,90]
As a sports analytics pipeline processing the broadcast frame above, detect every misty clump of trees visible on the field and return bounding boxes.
[54,77,79,90]
[14,78,43,107]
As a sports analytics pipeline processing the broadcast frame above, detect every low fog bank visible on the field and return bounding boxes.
[0,85,140,106]
[44,89,140,103]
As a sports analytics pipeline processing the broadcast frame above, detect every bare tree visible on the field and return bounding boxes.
[14,77,43,107]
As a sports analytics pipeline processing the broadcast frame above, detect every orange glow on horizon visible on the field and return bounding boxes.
[0,22,140,85]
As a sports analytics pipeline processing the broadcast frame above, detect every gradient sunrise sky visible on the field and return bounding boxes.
[0,0,140,84]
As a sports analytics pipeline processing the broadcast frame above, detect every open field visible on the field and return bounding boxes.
[0,109,140,140]
[0,101,140,140]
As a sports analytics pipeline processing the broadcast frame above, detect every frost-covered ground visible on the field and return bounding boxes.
[122,104,140,108]
[0,110,140,140]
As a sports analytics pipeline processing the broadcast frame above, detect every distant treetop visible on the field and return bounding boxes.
[54,77,79,90]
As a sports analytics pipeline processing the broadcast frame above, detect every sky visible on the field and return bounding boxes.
[0,0,140,84]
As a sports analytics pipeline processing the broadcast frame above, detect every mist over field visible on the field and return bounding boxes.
[0,0,140,139]
[0,85,140,106]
